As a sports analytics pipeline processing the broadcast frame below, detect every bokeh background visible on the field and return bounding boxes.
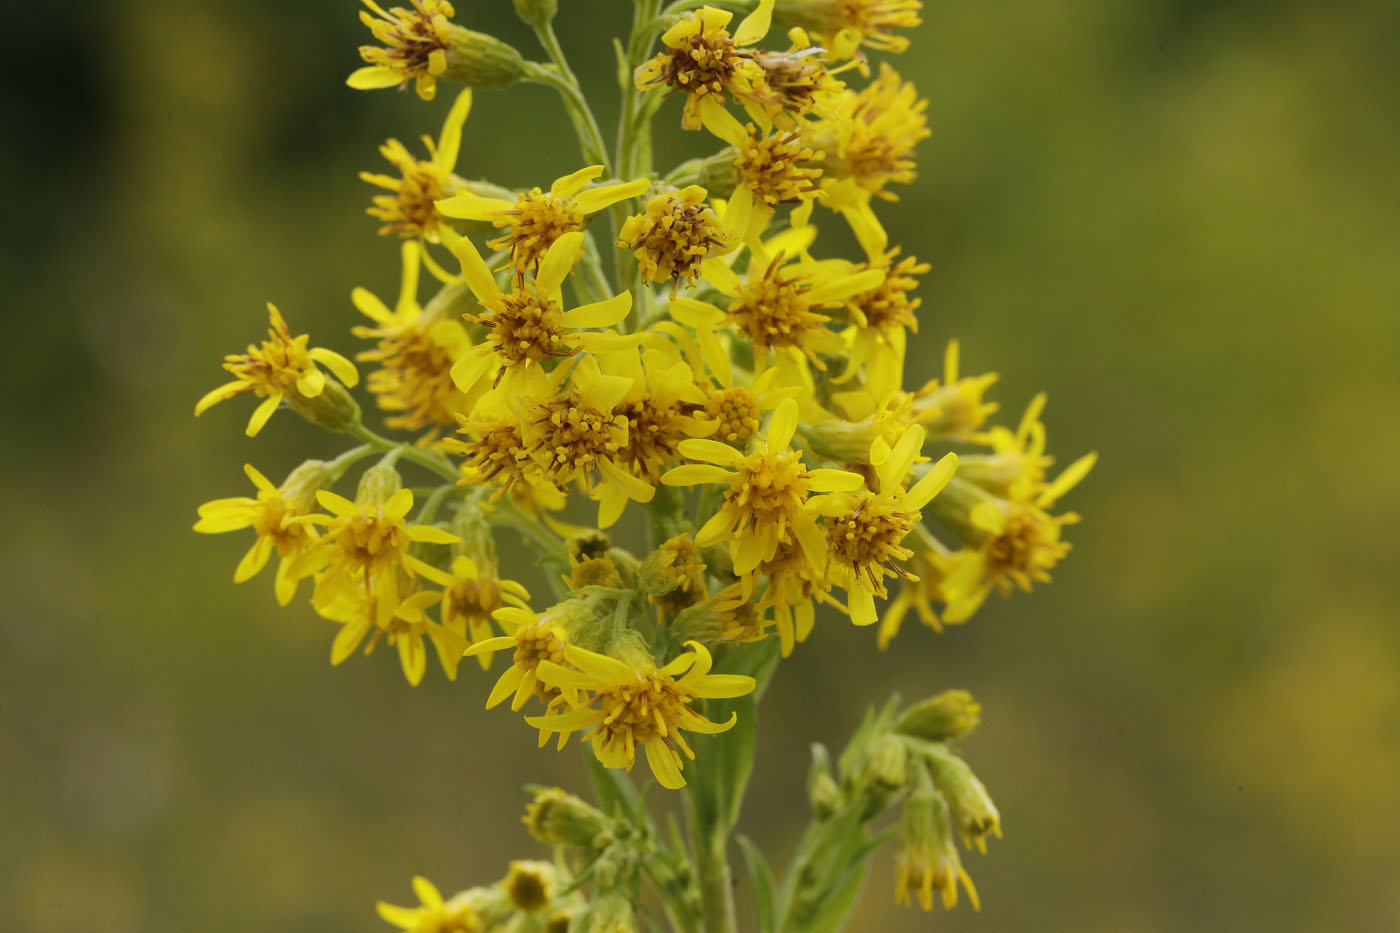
[4,0,1399,930]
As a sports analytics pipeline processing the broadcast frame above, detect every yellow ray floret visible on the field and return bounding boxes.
[194,303,358,437]
[437,166,649,279]
[445,229,635,396]
[662,398,864,575]
[352,240,475,434]
[359,88,473,242]
[348,0,457,100]
[635,1,778,131]
[193,463,322,606]
[527,641,756,789]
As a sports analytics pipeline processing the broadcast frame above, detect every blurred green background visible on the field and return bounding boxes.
[4,0,1398,930]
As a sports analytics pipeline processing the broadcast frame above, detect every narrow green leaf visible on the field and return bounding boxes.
[737,835,777,933]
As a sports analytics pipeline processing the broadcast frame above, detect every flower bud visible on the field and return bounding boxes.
[502,860,557,912]
[894,782,974,911]
[586,892,636,933]
[279,459,335,512]
[524,787,613,848]
[444,27,528,89]
[924,747,1002,853]
[895,690,982,743]
[287,377,361,434]
[512,0,557,28]
[356,463,403,509]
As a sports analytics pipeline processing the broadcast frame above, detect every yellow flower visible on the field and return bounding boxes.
[527,641,756,789]
[962,393,1099,507]
[291,477,459,628]
[377,876,480,933]
[465,605,572,711]
[193,462,323,605]
[805,64,928,201]
[617,186,733,293]
[441,554,532,669]
[893,785,980,912]
[348,0,457,100]
[700,105,825,242]
[359,88,473,241]
[501,860,557,913]
[443,382,559,510]
[833,247,930,395]
[671,239,884,369]
[194,303,359,437]
[751,535,834,655]
[927,441,1093,622]
[436,166,649,279]
[662,398,864,575]
[809,426,958,625]
[777,0,923,58]
[634,1,778,131]
[909,340,1001,441]
[876,525,969,648]
[748,28,853,127]
[446,230,635,396]
[353,241,475,435]
[589,344,716,527]
[317,586,464,686]
[519,356,655,514]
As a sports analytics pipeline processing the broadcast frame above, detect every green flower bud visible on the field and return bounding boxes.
[288,377,361,434]
[524,787,613,848]
[895,690,982,742]
[512,0,558,28]
[444,27,528,89]
[355,463,403,509]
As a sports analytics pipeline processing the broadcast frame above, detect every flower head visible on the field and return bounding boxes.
[377,876,480,933]
[193,462,326,605]
[672,239,884,368]
[348,0,458,100]
[194,303,359,437]
[290,466,459,628]
[635,1,778,130]
[465,605,573,711]
[662,398,864,575]
[810,426,957,624]
[777,0,923,59]
[437,166,648,280]
[618,186,732,293]
[360,89,473,240]
[353,241,475,435]
[446,231,634,395]
[527,640,757,788]
[806,64,928,201]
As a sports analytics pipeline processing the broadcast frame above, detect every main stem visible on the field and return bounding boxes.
[688,789,738,933]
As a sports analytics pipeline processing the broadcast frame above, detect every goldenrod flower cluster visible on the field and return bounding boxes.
[193,1,1093,928]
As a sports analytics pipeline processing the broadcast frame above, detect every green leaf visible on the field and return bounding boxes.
[738,835,777,933]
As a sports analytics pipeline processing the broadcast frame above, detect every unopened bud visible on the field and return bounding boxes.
[288,377,361,434]
[356,463,403,508]
[896,690,982,743]
[924,747,1002,852]
[445,28,528,89]
[278,459,334,512]
[587,892,636,933]
[524,787,612,848]
[512,0,557,28]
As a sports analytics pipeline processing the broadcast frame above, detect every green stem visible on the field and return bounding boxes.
[523,36,611,174]
[614,0,662,331]
[346,423,459,482]
[324,444,373,482]
[687,790,738,933]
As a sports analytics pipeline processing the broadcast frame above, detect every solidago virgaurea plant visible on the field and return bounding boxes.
[193,1,1097,930]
